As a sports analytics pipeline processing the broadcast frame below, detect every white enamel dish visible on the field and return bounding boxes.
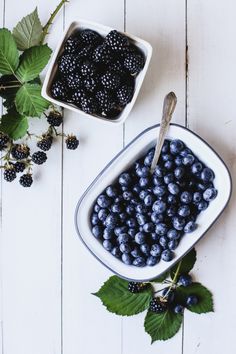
[75,124,232,281]
[42,19,152,125]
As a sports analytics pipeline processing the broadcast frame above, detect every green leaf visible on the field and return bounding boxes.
[15,83,49,117]
[152,271,169,283]
[144,310,182,343]
[0,29,19,75]
[16,45,52,82]
[93,276,153,316]
[171,248,197,279]
[0,75,20,109]
[175,282,214,314]
[12,8,43,50]
[0,109,28,140]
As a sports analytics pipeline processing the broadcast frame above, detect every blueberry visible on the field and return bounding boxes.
[151,212,164,224]
[114,226,128,236]
[170,139,184,154]
[126,205,135,215]
[119,212,128,222]
[173,216,185,230]
[119,172,132,186]
[193,192,202,203]
[197,182,209,192]
[162,140,170,153]
[140,243,150,255]
[92,225,103,238]
[131,247,141,258]
[180,191,192,204]
[174,155,183,166]
[144,194,155,206]
[168,183,180,195]
[168,239,179,250]
[201,167,215,183]
[152,200,167,214]
[94,204,100,213]
[126,218,137,228]
[150,244,162,256]
[174,166,185,179]
[139,190,149,200]
[97,194,112,208]
[105,213,119,229]
[136,213,147,226]
[146,256,158,266]
[155,223,168,235]
[128,228,137,237]
[122,253,132,265]
[164,173,174,184]
[191,162,203,174]
[178,274,192,287]
[167,194,178,205]
[115,196,123,203]
[111,203,123,213]
[144,154,154,167]
[91,213,99,225]
[186,295,198,306]
[103,228,114,240]
[182,154,195,166]
[123,191,133,201]
[197,200,208,211]
[117,233,129,244]
[203,187,218,202]
[180,148,192,157]
[135,232,146,245]
[159,236,168,248]
[133,257,145,267]
[184,221,197,233]
[103,240,113,251]
[166,206,177,217]
[136,165,149,177]
[167,229,180,240]
[151,232,159,241]
[153,176,163,186]
[174,304,184,314]
[106,185,118,198]
[120,242,131,253]
[161,249,173,262]
[178,205,191,217]
[111,246,121,258]
[162,153,174,162]
[143,222,155,233]
[164,160,175,170]
[121,185,128,192]
[98,208,109,221]
[135,204,148,214]
[153,185,167,197]
[154,165,165,178]
[133,184,141,194]
[139,177,149,188]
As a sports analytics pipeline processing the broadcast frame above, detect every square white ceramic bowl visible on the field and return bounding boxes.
[41,19,153,124]
[75,124,232,281]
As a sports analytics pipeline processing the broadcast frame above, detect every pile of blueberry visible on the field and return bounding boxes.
[51,29,145,119]
[90,138,217,267]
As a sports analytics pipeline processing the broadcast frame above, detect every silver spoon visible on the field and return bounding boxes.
[150,92,177,174]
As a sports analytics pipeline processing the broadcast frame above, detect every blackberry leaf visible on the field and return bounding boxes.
[93,275,152,316]
[170,248,197,279]
[0,109,28,140]
[0,29,19,75]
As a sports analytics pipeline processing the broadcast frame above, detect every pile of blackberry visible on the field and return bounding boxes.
[50,29,145,119]
[90,139,217,267]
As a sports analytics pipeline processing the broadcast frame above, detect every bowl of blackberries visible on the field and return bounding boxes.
[42,20,152,123]
[75,124,231,281]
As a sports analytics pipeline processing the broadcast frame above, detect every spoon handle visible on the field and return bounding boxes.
[150,92,177,173]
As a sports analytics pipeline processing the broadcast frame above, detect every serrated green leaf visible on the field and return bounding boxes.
[0,109,28,140]
[93,276,153,316]
[16,45,52,82]
[15,83,49,117]
[171,248,197,279]
[0,75,20,109]
[0,29,19,75]
[175,282,214,314]
[152,271,169,283]
[12,8,43,51]
[144,310,182,343]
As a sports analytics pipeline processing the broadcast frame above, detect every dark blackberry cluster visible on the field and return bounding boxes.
[128,282,148,293]
[149,298,166,313]
[4,167,17,182]
[47,111,63,127]
[66,135,79,150]
[32,151,47,165]
[37,134,53,151]
[11,144,30,160]
[0,132,9,150]
[90,139,217,267]
[51,28,145,119]
[19,173,33,187]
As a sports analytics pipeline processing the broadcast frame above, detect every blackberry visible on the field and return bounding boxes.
[66,72,83,89]
[80,60,97,76]
[101,71,121,90]
[58,54,79,74]
[19,173,33,187]
[84,75,99,93]
[71,89,87,106]
[92,44,114,65]
[149,298,167,314]
[128,282,148,293]
[124,52,145,75]
[4,167,16,182]
[37,134,53,151]
[77,44,94,60]
[11,144,30,160]
[64,35,81,53]
[80,29,103,46]
[0,132,9,150]
[108,59,127,75]
[96,90,115,112]
[14,161,26,173]
[51,80,69,101]
[65,135,79,150]
[117,84,134,106]
[47,111,63,127]
[81,95,98,114]
[105,30,129,51]
[32,151,47,165]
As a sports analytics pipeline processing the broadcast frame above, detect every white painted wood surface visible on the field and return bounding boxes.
[0,0,235,353]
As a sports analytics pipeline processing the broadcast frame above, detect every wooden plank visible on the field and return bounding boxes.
[0,1,64,353]
[62,2,124,354]
[122,0,186,352]
[184,0,236,353]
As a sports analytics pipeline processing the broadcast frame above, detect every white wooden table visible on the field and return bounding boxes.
[0,0,236,353]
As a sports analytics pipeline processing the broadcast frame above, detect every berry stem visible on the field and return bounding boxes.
[0,84,22,89]
[162,260,182,300]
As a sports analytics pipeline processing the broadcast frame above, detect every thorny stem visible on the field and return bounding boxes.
[40,0,69,44]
